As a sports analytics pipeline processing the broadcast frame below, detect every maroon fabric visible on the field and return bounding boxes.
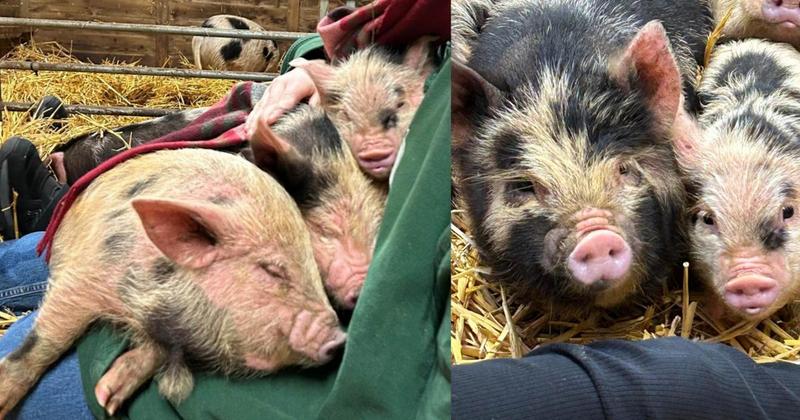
[37,82,258,260]
[316,0,450,60]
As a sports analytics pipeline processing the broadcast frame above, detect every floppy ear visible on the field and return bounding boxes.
[290,58,336,105]
[452,60,503,156]
[249,121,303,170]
[132,198,228,269]
[246,122,314,203]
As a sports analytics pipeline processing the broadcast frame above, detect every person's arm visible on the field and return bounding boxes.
[453,337,800,420]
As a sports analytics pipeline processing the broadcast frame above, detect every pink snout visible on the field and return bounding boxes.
[318,329,347,363]
[724,275,780,316]
[567,230,632,286]
[357,147,396,178]
[763,0,800,27]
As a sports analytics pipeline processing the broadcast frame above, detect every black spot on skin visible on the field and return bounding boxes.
[106,207,127,222]
[262,47,274,61]
[201,19,213,28]
[760,221,787,251]
[150,258,176,283]
[378,109,398,130]
[220,40,243,61]
[493,131,523,170]
[104,233,130,255]
[127,176,157,198]
[226,17,250,31]
[209,195,232,205]
[713,52,790,96]
[8,331,38,361]
[781,183,796,199]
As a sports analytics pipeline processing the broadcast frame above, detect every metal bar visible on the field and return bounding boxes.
[0,61,276,82]
[1,101,177,117]
[0,17,311,41]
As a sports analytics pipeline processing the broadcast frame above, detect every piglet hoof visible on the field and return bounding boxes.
[95,347,163,416]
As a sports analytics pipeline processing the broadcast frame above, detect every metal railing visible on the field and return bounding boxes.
[0,17,315,116]
[0,17,310,41]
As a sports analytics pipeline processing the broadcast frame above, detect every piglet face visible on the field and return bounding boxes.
[686,143,800,320]
[291,40,432,180]
[329,84,415,180]
[132,177,344,371]
[304,187,384,309]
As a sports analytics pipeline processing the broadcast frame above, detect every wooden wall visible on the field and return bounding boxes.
[1,0,369,67]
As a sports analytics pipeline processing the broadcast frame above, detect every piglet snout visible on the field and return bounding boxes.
[724,275,779,316]
[567,230,632,286]
[317,329,347,363]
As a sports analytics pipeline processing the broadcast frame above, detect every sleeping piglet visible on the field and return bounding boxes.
[0,148,344,417]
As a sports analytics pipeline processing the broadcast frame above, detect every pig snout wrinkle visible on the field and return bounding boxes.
[567,230,632,286]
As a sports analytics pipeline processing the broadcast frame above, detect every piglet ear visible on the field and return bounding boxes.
[249,121,302,170]
[290,58,336,103]
[452,60,503,155]
[403,36,437,108]
[610,21,683,133]
[403,36,436,77]
[132,198,227,269]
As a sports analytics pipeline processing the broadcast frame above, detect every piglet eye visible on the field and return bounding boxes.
[506,179,546,206]
[259,262,287,281]
[783,206,795,220]
[397,101,405,109]
[702,213,715,226]
[618,162,641,185]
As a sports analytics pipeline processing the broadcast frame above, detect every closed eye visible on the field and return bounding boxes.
[259,262,288,282]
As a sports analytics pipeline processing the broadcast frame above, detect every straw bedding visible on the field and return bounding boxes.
[0,40,245,335]
[451,210,800,365]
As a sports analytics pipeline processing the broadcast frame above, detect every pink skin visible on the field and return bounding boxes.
[312,234,371,309]
[761,0,800,28]
[46,151,68,184]
[718,248,789,317]
[353,134,399,179]
[136,196,344,368]
[567,208,633,286]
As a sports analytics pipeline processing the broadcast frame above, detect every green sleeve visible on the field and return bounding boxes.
[280,34,326,74]
[77,46,452,420]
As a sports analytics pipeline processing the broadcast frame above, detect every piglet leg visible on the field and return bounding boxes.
[0,279,99,418]
[95,340,167,416]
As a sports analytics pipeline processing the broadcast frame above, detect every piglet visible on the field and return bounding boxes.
[0,148,344,417]
[712,0,800,48]
[676,38,800,321]
[291,38,435,180]
[193,15,280,73]
[246,104,387,309]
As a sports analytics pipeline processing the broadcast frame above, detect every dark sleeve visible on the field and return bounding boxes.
[452,337,800,420]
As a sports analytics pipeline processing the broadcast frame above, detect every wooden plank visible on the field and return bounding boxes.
[168,1,290,30]
[155,0,170,65]
[26,0,156,23]
[287,0,301,31]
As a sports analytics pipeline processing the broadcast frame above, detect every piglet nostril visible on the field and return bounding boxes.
[317,331,347,362]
